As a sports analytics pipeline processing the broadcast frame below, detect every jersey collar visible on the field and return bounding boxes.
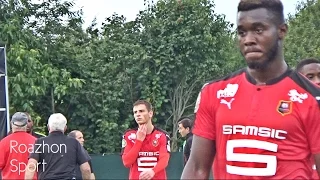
[245,67,292,85]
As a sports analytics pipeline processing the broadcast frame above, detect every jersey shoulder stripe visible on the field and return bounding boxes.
[203,68,246,88]
[289,70,320,106]
[123,127,138,136]
[154,127,170,139]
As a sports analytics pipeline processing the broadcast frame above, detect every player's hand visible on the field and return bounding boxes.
[139,169,155,180]
[136,124,147,141]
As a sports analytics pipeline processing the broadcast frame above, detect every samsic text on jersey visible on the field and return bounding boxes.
[193,68,320,179]
[121,127,170,180]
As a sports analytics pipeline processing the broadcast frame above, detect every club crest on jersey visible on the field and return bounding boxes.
[277,100,292,116]
[152,139,159,147]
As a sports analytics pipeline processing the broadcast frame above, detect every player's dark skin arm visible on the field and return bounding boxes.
[314,154,320,176]
[181,135,216,179]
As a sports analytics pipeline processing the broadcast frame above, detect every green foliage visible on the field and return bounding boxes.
[284,0,320,67]
[134,0,236,151]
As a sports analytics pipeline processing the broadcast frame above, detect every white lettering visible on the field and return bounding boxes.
[10,140,18,153]
[33,141,67,154]
[137,157,158,172]
[10,141,67,154]
[226,139,278,176]
[10,140,34,153]
[138,151,159,156]
[222,125,287,140]
[10,159,47,175]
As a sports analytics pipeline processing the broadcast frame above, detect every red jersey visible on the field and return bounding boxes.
[193,68,320,179]
[121,127,170,180]
[0,131,37,179]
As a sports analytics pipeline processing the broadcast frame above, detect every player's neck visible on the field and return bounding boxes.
[247,58,288,85]
[146,123,154,134]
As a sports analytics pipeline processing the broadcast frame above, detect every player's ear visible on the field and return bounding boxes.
[278,23,288,40]
[149,110,153,118]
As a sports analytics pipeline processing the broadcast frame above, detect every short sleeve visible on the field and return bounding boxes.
[0,140,6,169]
[88,159,94,173]
[305,100,320,154]
[160,132,170,153]
[192,84,216,140]
[76,142,89,165]
[29,139,41,161]
[121,131,135,156]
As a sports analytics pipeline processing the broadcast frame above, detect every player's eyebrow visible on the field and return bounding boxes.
[133,109,144,113]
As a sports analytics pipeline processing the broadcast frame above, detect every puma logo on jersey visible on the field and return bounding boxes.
[220,98,235,109]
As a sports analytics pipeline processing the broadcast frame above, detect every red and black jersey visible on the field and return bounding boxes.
[121,127,170,180]
[193,68,320,179]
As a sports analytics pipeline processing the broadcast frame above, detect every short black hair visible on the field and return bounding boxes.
[296,58,320,72]
[238,0,285,25]
[178,117,193,130]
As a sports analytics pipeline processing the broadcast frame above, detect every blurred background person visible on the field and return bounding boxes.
[25,113,91,180]
[0,112,36,179]
[296,58,320,86]
[25,112,46,138]
[296,58,320,180]
[68,130,95,180]
[7,112,46,139]
[178,117,193,166]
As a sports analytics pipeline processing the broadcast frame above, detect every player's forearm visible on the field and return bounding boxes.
[181,157,211,180]
[80,162,92,180]
[181,165,210,179]
[122,140,143,167]
[24,166,36,180]
[25,171,35,180]
[25,159,37,180]
[90,173,95,180]
[152,153,170,174]
[81,171,91,180]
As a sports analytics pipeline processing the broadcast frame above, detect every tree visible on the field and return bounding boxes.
[0,0,85,132]
[134,0,236,151]
[284,0,320,67]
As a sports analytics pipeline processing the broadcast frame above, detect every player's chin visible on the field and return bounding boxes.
[136,121,146,125]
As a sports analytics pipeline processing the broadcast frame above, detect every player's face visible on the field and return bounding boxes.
[27,119,33,133]
[178,123,189,137]
[75,131,84,146]
[133,104,153,125]
[237,8,281,70]
[300,63,320,86]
